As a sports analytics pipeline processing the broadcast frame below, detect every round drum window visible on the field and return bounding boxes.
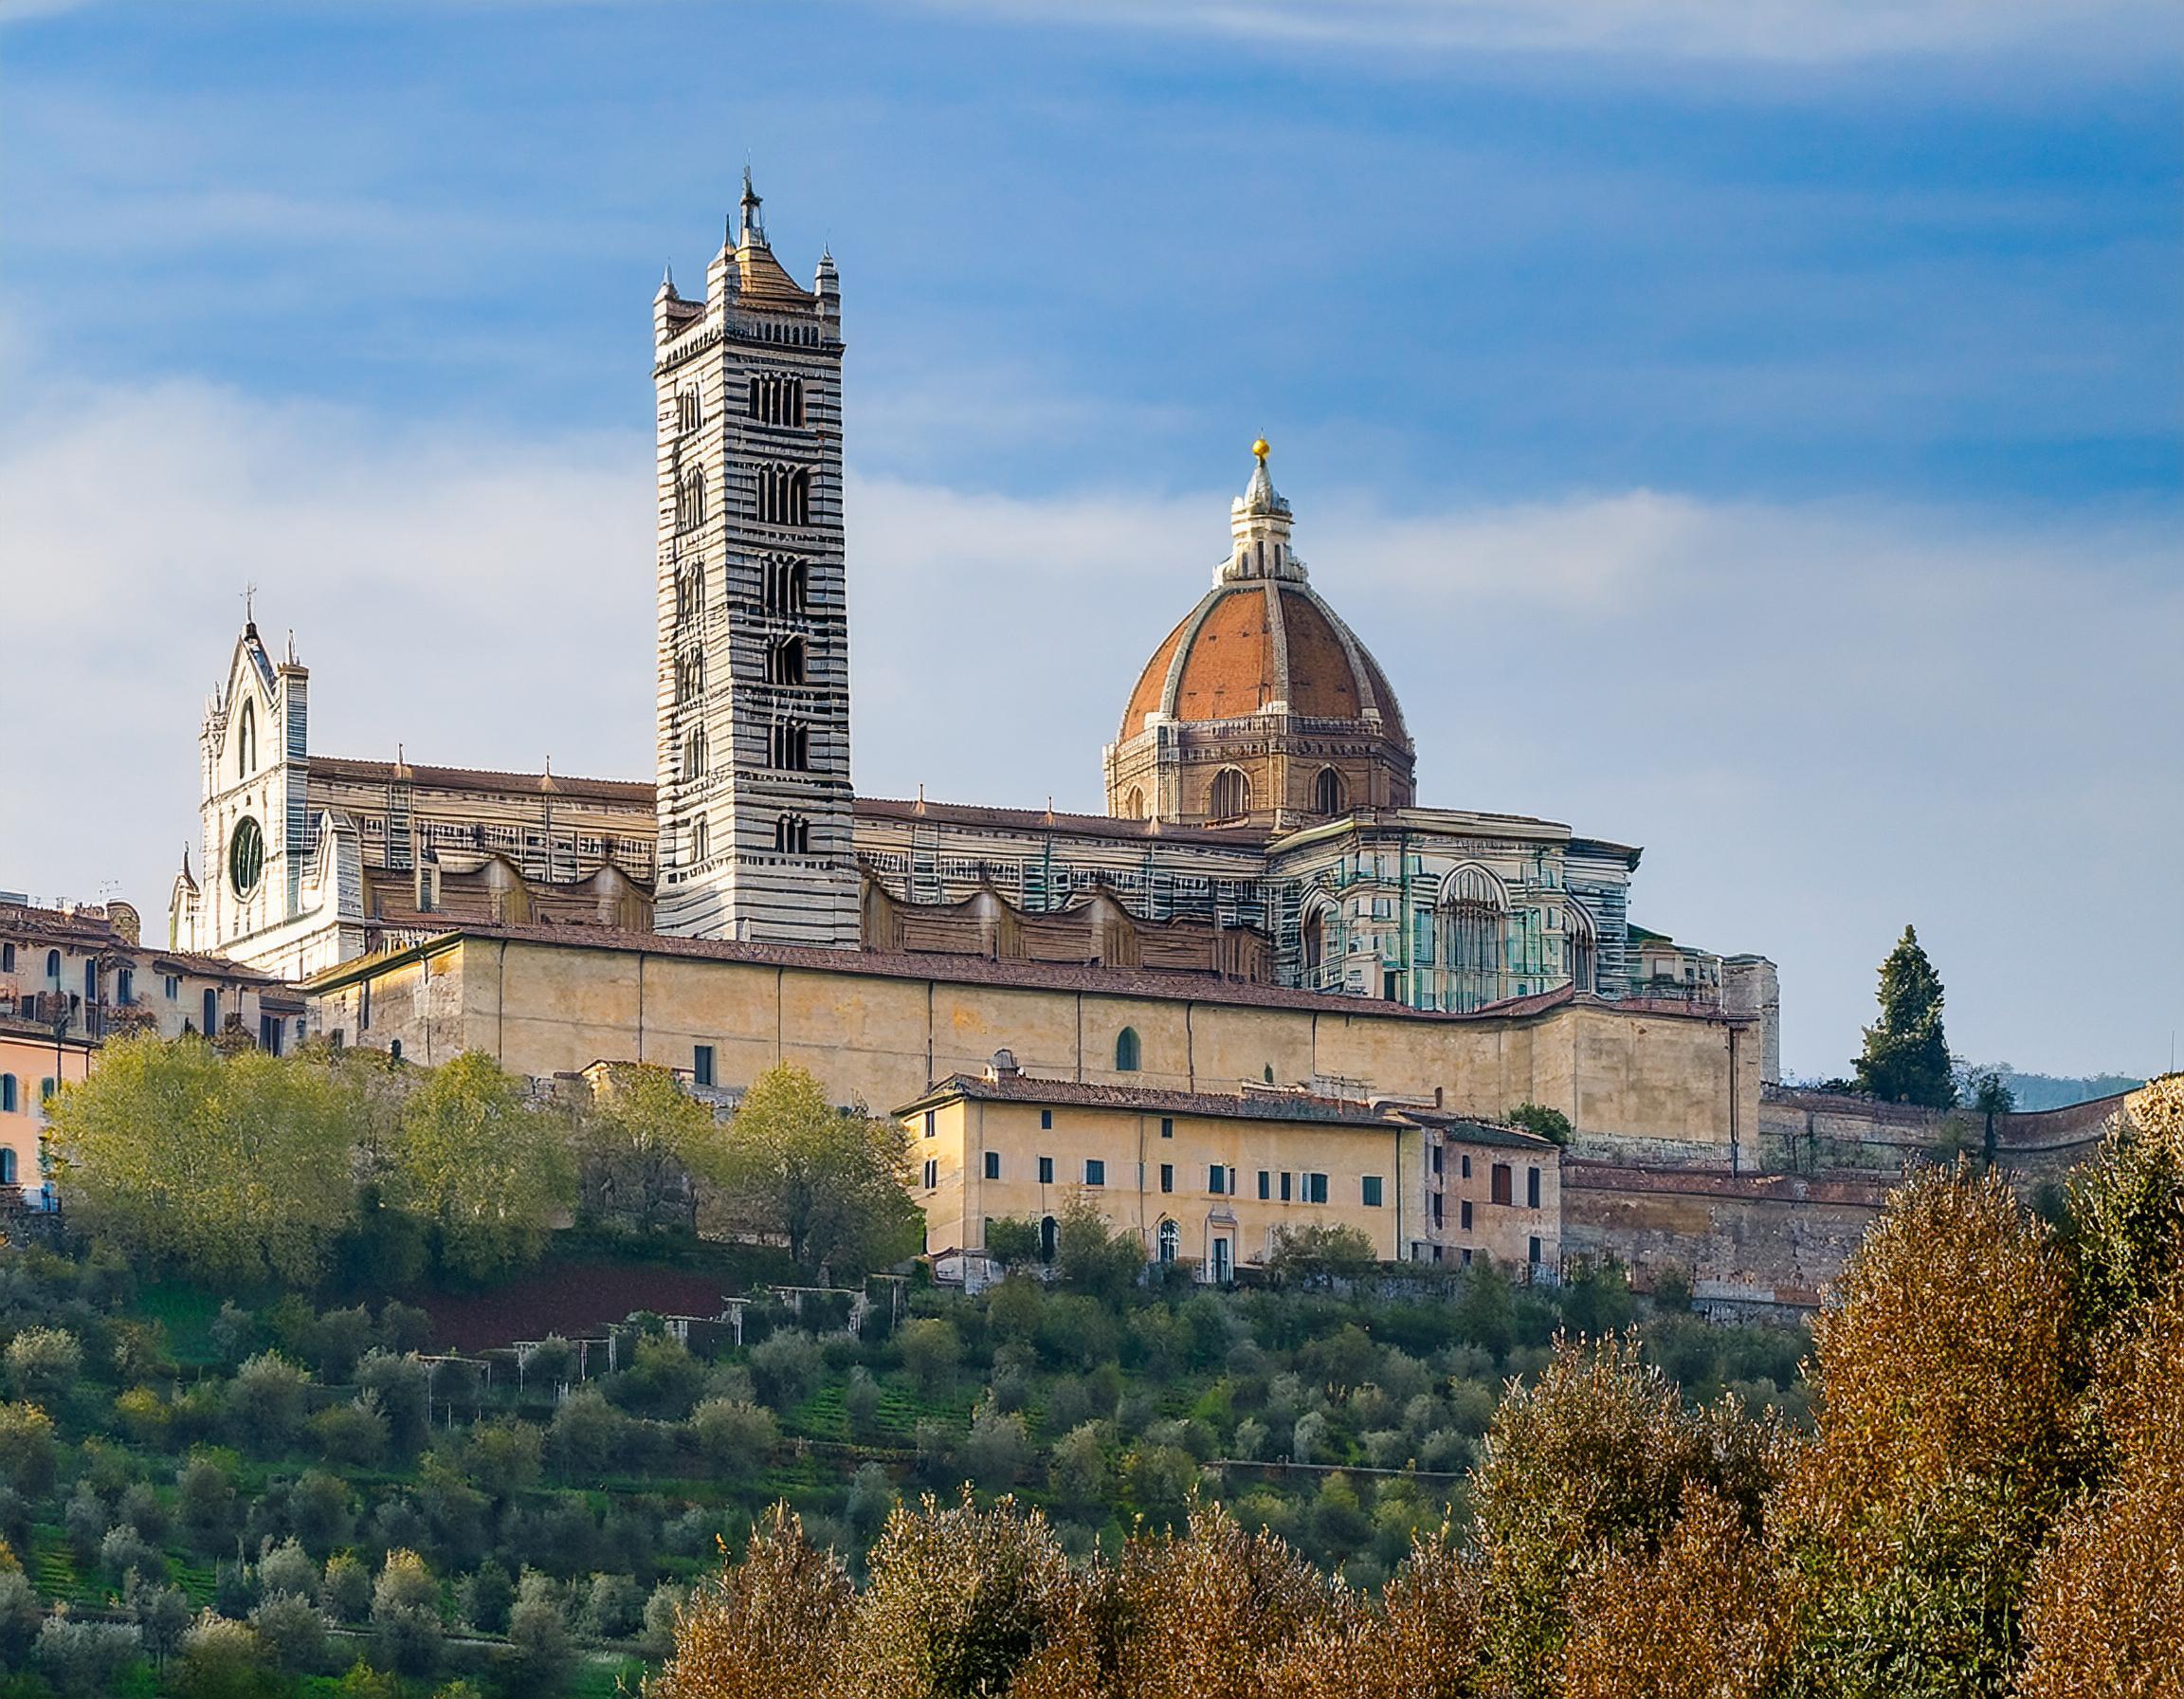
[228,816,265,896]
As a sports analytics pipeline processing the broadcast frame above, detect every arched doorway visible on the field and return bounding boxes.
[1039,1215,1058,1263]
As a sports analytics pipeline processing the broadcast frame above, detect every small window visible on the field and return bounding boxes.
[1462,1248,1474,1266]
[1304,1173,1328,1205]
[1280,1171,1292,1203]
[1115,1028,1140,1071]
[1257,1170,1270,1200]
[983,1150,1001,1180]
[1159,1116,1173,1140]
[165,976,180,999]
[1157,1218,1179,1264]
[390,1038,404,1061]
[1527,1166,1541,1209]
[1208,1164,1229,1196]
[0,944,10,972]
[923,1159,938,1190]
[1038,1156,1054,1185]
[923,1110,936,1139]
[1461,1199,1474,1231]
[117,969,133,1005]
[202,988,219,1032]
[0,1075,15,1114]
[0,1148,13,1185]
[40,1078,56,1103]
[692,1045,716,1087]
[1530,1235,1543,1265]
[1040,1109,1052,1130]
[1461,1154,1472,1179]
[1159,1163,1174,1194]
[1491,1163,1514,1206]
[1084,1159,1105,1188]
[45,951,61,983]
[1362,1176,1384,1208]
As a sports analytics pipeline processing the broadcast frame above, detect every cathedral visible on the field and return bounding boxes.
[171,179,1774,1061]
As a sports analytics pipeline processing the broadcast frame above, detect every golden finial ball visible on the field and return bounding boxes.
[1251,437,1270,461]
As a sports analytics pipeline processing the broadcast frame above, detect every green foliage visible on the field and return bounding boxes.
[573,1063,722,1238]
[982,1216,1044,1270]
[46,1035,359,1285]
[716,1065,923,1279]
[0,1407,56,1500]
[2062,1075,2184,1341]
[3,1329,82,1404]
[1504,1103,1574,1145]
[1053,1193,1145,1301]
[1264,1223,1378,1287]
[1853,924,1957,1108]
[392,1051,575,1281]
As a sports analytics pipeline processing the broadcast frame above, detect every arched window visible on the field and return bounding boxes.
[761,556,809,614]
[1157,1218,1180,1264]
[1,1075,16,1114]
[767,637,806,685]
[1312,766,1345,816]
[1440,864,1510,1014]
[1301,897,1336,974]
[1208,767,1250,821]
[682,728,707,782]
[786,375,805,427]
[1121,787,1145,821]
[770,721,810,771]
[676,651,704,703]
[45,951,60,984]
[1566,900,1599,994]
[774,815,810,854]
[676,389,701,434]
[1039,1215,1058,1263]
[676,472,706,532]
[237,699,257,776]
[0,1146,15,1185]
[689,815,709,866]
[1115,1027,1141,1072]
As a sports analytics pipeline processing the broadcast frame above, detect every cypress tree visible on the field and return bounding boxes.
[1854,924,1957,1107]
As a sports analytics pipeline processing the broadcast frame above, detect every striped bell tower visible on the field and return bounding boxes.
[651,174,858,946]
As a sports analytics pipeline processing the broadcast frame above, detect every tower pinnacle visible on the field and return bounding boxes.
[739,167,765,247]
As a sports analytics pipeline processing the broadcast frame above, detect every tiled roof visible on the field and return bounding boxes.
[310,756,655,808]
[900,1071,1403,1125]
[856,795,1273,850]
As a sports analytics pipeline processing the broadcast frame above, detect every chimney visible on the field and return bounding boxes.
[986,1049,1020,1083]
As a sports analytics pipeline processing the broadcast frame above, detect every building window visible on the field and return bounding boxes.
[766,636,807,686]
[922,1159,938,1190]
[83,961,98,1000]
[1038,1156,1054,1184]
[769,720,810,771]
[1208,1164,1230,1196]
[1362,1176,1384,1208]
[1157,1218,1179,1263]
[1159,1162,1174,1194]
[1430,1194,1444,1228]
[1122,786,1146,820]
[390,1039,403,1062]
[1159,1116,1173,1140]
[983,1150,1001,1180]
[117,969,133,1005]
[1083,1159,1105,1188]
[1491,1163,1514,1206]
[44,951,60,983]
[676,471,707,532]
[689,815,710,865]
[1210,1236,1232,1283]
[1441,864,1511,1014]
[40,1079,56,1104]
[761,555,808,614]
[1527,1166,1541,1209]
[0,1148,13,1185]
[0,944,11,973]
[1461,1199,1474,1231]
[756,464,811,526]
[202,988,219,1033]
[675,388,701,434]
[1461,1153,1472,1179]
[1040,1110,1052,1130]
[237,698,256,776]
[1040,1215,1058,1261]
[676,649,705,703]
[774,815,810,854]
[1280,1170,1292,1203]
[0,1075,14,1114]
[1114,1027,1140,1071]
[692,1045,716,1087]
[747,373,806,427]
[164,976,180,1000]
[1312,766,1345,815]
[1305,1172,1328,1204]
[1530,1235,1543,1265]
[682,728,707,782]
[1208,766,1250,821]
[923,1111,936,1139]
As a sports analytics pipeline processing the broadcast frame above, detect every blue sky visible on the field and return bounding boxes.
[2,0,2178,1080]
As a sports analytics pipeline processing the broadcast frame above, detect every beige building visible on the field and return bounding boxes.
[301,920,1761,1171]
[897,1055,1561,1285]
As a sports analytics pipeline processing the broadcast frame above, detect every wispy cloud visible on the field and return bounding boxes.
[919,0,2184,64]
[3,375,2175,1076]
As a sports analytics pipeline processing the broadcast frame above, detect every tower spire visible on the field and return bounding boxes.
[739,166,765,247]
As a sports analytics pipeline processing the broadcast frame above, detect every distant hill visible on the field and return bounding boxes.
[1955,1064,2146,1113]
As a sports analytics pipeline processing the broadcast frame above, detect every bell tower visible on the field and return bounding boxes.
[652,175,858,945]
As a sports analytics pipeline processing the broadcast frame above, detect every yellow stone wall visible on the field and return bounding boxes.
[307,932,1759,1156]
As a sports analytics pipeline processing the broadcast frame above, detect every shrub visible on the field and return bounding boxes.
[983,1217,1043,1270]
[506,1584,571,1690]
[962,1407,1031,1492]
[843,1365,883,1438]
[746,1330,824,1411]
[579,1572,646,1641]
[320,1554,372,1623]
[33,1615,142,1698]
[464,1417,544,1497]
[455,1561,514,1635]
[898,1318,961,1397]
[289,1471,354,1556]
[548,1388,628,1479]
[370,1549,443,1678]
[310,1395,390,1467]
[177,1453,240,1554]
[690,1398,777,1475]
[256,1540,318,1603]
[248,1590,329,1675]
[1504,1104,1573,1145]
[173,1614,271,1699]
[228,1353,312,1456]
[0,1405,56,1498]
[0,1569,44,1669]
[99,1523,163,1583]
[519,1336,577,1391]
[4,1328,82,1404]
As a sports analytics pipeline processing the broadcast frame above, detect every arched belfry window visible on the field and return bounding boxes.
[689,814,710,866]
[1312,766,1345,816]
[774,815,810,854]
[1209,767,1250,821]
[1115,1027,1141,1072]
[770,721,810,771]
[1440,864,1510,1014]
[1566,900,1599,994]
[766,637,807,686]
[682,728,707,782]
[1301,893,1337,976]
[237,700,257,777]
[762,556,808,614]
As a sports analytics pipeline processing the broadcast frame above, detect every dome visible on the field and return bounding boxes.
[1104,445,1414,827]
[1119,579,1408,745]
